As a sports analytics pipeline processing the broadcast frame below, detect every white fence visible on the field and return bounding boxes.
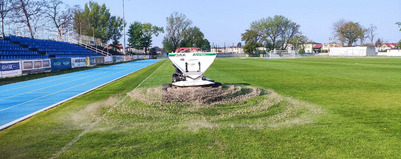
[329,47,376,56]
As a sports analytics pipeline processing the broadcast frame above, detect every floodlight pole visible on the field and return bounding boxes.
[122,0,126,54]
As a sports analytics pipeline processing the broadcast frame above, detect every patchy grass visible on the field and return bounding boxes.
[2,58,401,158]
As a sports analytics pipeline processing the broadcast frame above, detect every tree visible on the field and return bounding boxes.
[162,36,173,53]
[333,20,365,46]
[396,22,401,31]
[375,38,382,47]
[200,39,211,52]
[243,15,301,52]
[164,12,192,52]
[127,21,143,50]
[359,27,367,46]
[237,42,242,48]
[180,26,210,51]
[45,0,74,40]
[398,40,401,49]
[73,1,111,43]
[127,21,163,53]
[367,24,377,46]
[0,0,15,36]
[241,29,262,53]
[72,5,85,37]
[332,19,346,45]
[141,23,163,53]
[107,16,124,45]
[13,0,45,38]
[289,34,308,50]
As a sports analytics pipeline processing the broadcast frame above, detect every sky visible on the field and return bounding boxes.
[65,0,401,47]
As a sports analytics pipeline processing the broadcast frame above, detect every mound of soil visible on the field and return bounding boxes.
[162,83,262,104]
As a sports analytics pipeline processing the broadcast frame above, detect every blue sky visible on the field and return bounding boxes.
[66,0,401,47]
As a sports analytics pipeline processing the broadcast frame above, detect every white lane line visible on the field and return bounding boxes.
[0,62,149,112]
[0,60,136,93]
[50,60,166,159]
[0,60,163,131]
[0,70,110,101]
[0,69,98,93]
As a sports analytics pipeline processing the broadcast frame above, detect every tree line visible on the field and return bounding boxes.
[162,12,211,53]
[2,1,397,54]
[0,1,211,54]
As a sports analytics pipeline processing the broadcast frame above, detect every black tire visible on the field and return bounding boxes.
[162,83,172,91]
[172,74,178,83]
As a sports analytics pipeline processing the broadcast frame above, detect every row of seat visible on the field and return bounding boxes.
[46,51,99,55]
[0,47,29,51]
[54,55,103,58]
[37,48,95,52]
[0,40,11,43]
[0,55,48,60]
[2,36,104,59]
[0,43,20,47]
[28,45,82,49]
[0,51,38,55]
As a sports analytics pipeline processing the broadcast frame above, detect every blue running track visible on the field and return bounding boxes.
[0,59,163,130]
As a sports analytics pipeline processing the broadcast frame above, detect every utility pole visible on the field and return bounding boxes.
[122,0,126,54]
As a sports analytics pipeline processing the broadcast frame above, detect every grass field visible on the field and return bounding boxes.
[1,58,401,158]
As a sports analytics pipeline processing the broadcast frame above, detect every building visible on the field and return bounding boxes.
[304,42,321,53]
[322,43,343,52]
[379,43,398,51]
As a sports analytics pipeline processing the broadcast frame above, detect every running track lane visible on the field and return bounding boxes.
[0,59,163,130]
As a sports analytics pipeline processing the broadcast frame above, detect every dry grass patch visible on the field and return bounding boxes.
[105,85,325,131]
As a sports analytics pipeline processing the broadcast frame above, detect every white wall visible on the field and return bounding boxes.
[386,50,401,56]
[329,47,376,56]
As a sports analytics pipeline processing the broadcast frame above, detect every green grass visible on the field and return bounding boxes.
[1,58,401,158]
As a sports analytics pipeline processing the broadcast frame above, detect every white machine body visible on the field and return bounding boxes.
[168,52,217,86]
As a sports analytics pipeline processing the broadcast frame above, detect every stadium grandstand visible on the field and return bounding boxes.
[0,36,104,60]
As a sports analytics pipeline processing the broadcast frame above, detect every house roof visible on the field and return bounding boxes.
[383,43,398,48]
[313,44,322,49]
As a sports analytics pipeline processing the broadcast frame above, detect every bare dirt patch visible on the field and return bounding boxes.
[123,84,324,130]
[161,83,263,105]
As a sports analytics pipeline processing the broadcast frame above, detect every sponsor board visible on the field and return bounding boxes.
[113,56,124,63]
[104,56,113,64]
[51,58,72,71]
[0,61,22,78]
[71,57,87,68]
[21,59,51,74]
[89,57,105,66]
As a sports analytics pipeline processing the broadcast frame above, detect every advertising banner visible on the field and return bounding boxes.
[21,59,51,75]
[71,58,87,68]
[104,56,112,64]
[113,56,124,63]
[138,55,144,60]
[0,61,22,78]
[95,57,104,64]
[51,58,72,71]
[43,59,50,68]
[133,55,138,60]
[150,55,157,59]
[89,57,96,66]
[145,55,150,59]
